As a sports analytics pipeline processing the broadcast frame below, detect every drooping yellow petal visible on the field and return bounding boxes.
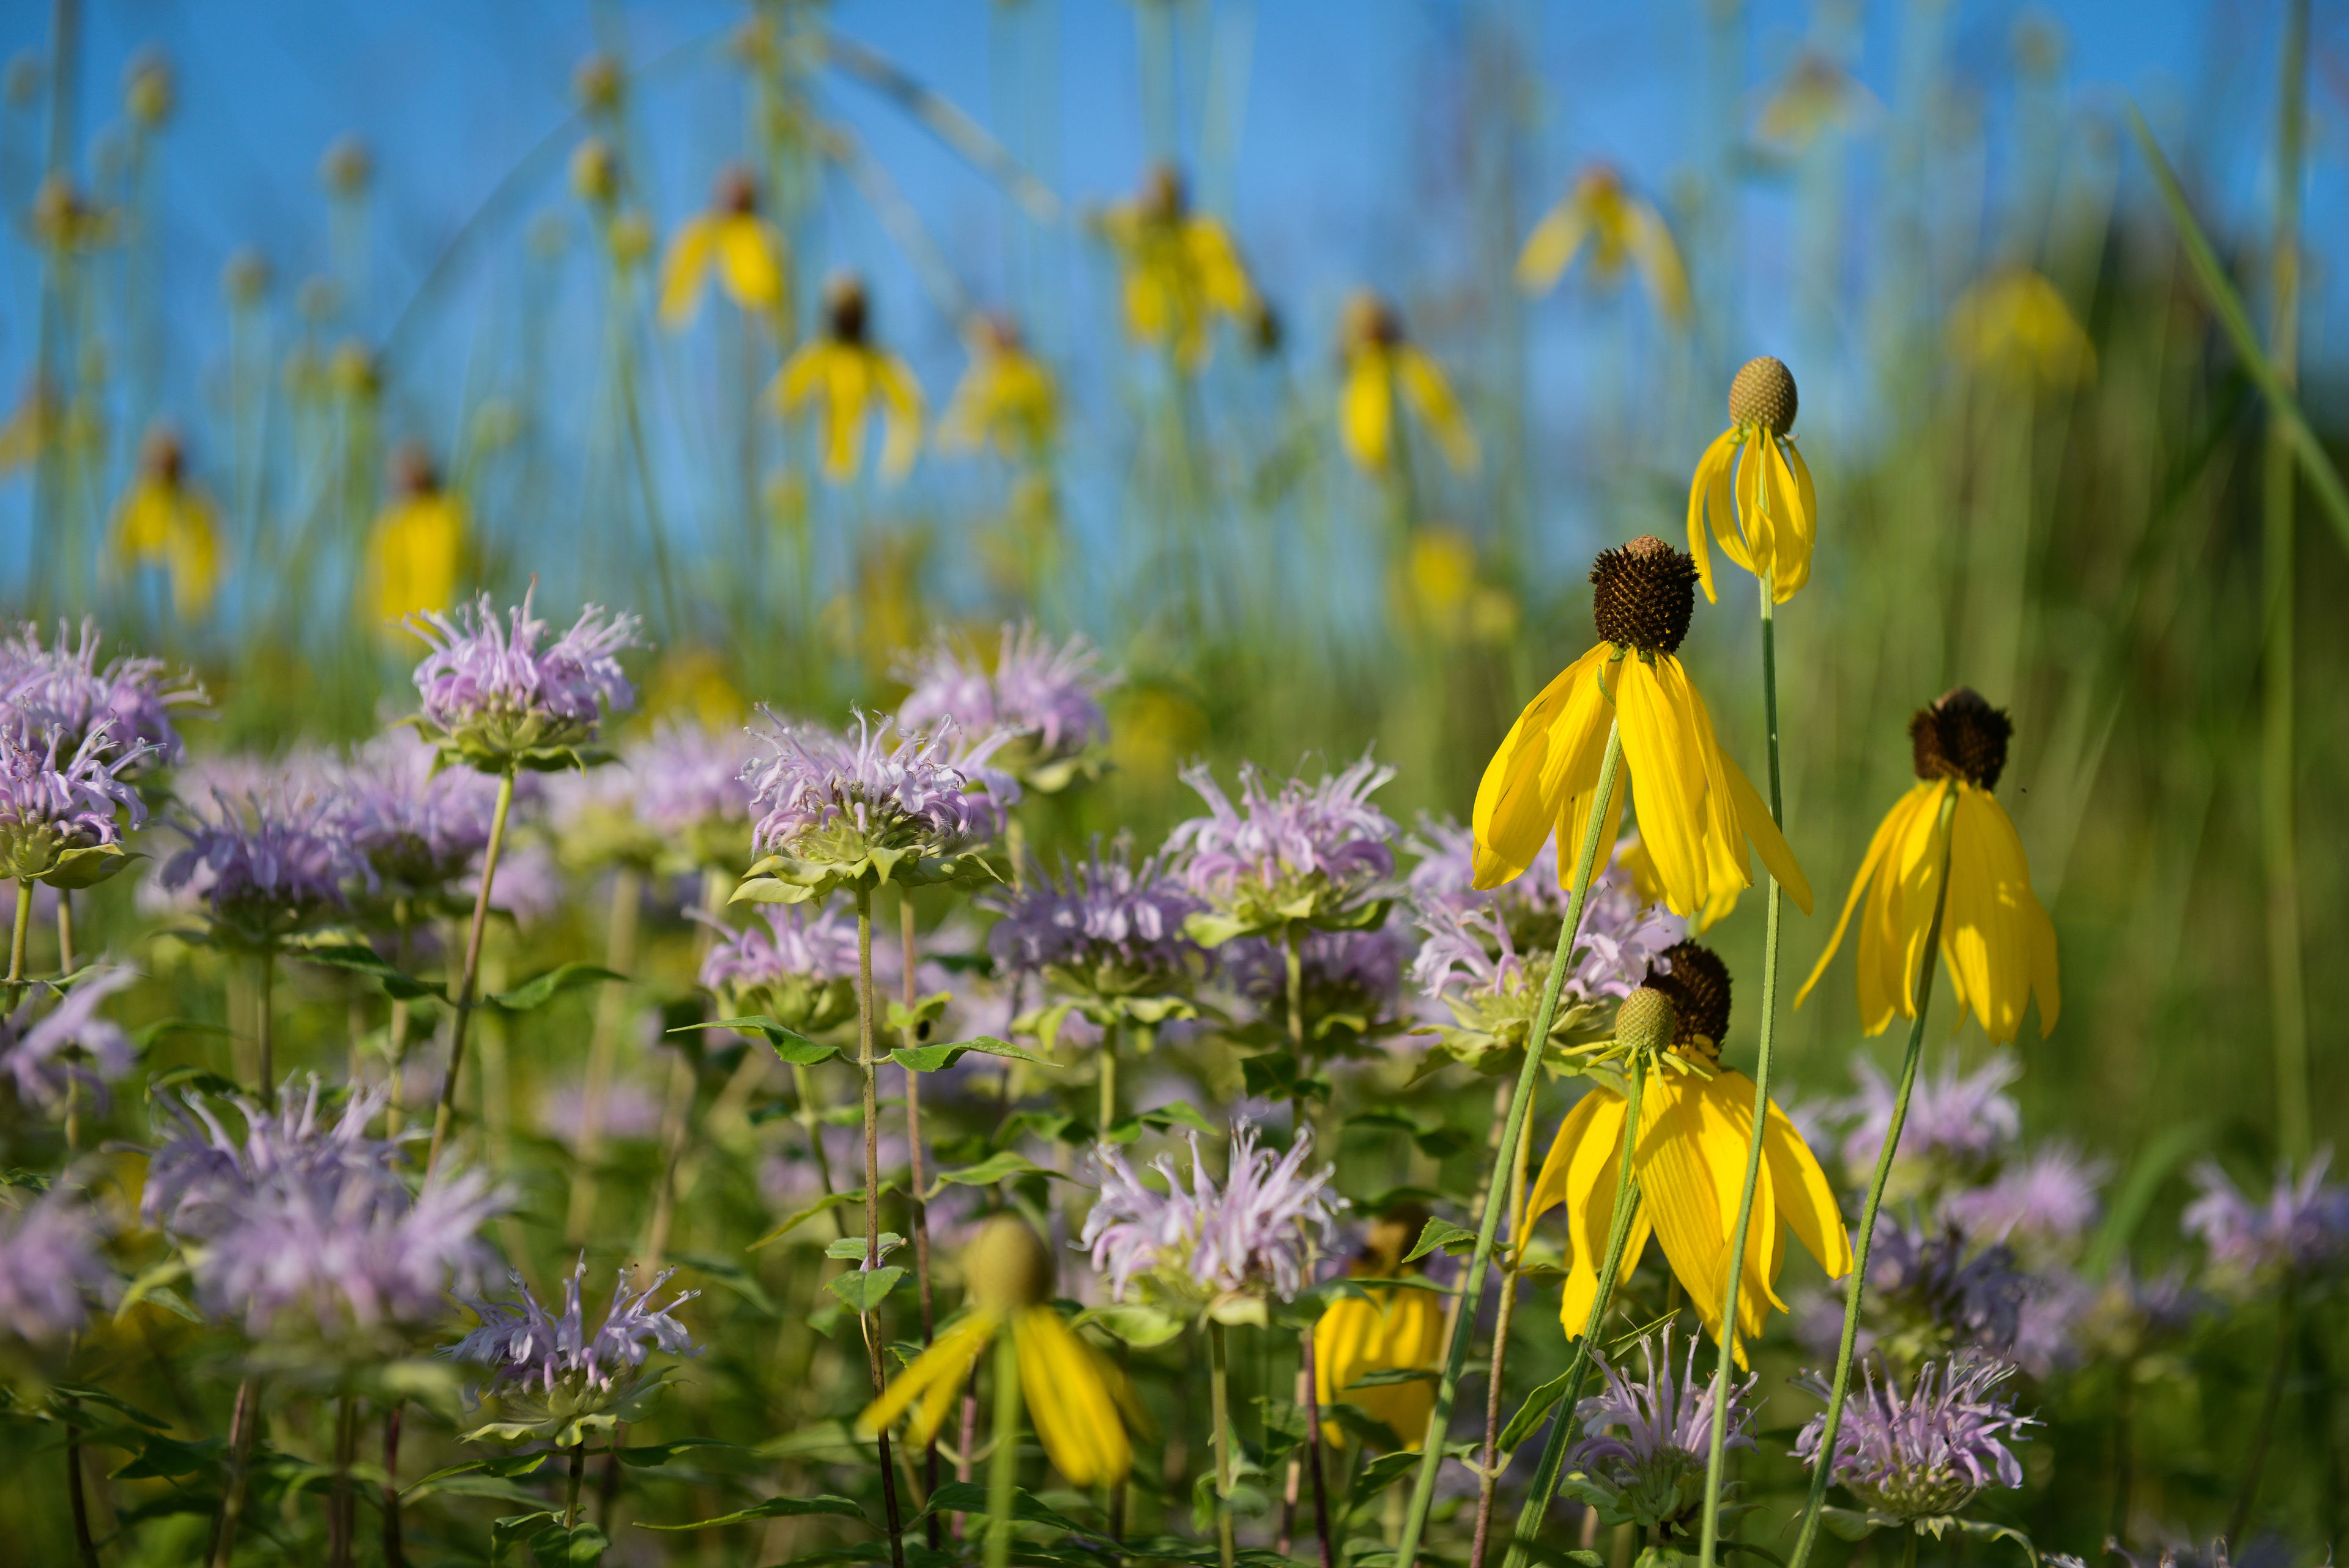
[1340,352,1395,472]
[162,498,221,619]
[874,353,925,483]
[1631,1073,1733,1334]
[1014,1307,1133,1486]
[1684,430,1739,603]
[656,215,719,327]
[773,343,827,414]
[1625,201,1690,324]
[1395,346,1480,475]
[1942,784,2060,1043]
[1768,436,1817,599]
[1186,217,1256,316]
[858,1308,999,1447]
[1516,201,1589,294]
[714,215,785,312]
[1721,750,1811,913]
[1612,656,1716,919]
[1315,1286,1443,1450]
[1471,644,1613,890]
[1795,781,1939,1028]
[1753,1082,1854,1280]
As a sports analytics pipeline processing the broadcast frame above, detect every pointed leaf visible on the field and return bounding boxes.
[1403,1216,1477,1264]
[491,963,626,1012]
[889,1035,1056,1074]
[639,1493,872,1531]
[827,1266,906,1313]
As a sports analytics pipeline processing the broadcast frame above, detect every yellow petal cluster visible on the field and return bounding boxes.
[1516,165,1689,324]
[1795,778,2060,1045]
[111,448,221,620]
[1526,1068,1852,1358]
[366,489,467,628]
[1337,293,1477,477]
[1472,644,1811,924]
[658,173,787,327]
[1686,425,1816,605]
[1100,169,1258,370]
[941,319,1057,463]
[774,288,924,485]
[1313,1282,1444,1451]
[1946,267,2095,388]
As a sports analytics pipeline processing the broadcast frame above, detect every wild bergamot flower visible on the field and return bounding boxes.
[1472,536,1811,924]
[1792,1356,2035,1523]
[859,1215,1141,1486]
[1336,291,1478,477]
[1564,1325,1756,1535]
[1516,163,1689,324]
[657,164,786,327]
[405,585,643,773]
[1686,356,1817,604]
[1526,954,1851,1354]
[774,274,923,485]
[1794,689,2060,1046]
[366,442,467,629]
[450,1256,699,1446]
[0,714,149,889]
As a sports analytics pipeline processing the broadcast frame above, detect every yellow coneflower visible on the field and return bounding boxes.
[1795,688,2060,1045]
[858,1216,1140,1487]
[1314,1211,1445,1451]
[774,275,923,485]
[1337,292,1479,477]
[1946,267,2095,388]
[1526,957,1852,1353]
[1472,537,1811,924]
[657,166,786,328]
[1753,51,1879,152]
[1097,164,1258,370]
[111,426,221,620]
[365,443,466,629]
[1685,355,1817,604]
[940,316,1057,463]
[1516,163,1689,325]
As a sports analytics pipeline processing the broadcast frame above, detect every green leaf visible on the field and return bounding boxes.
[492,1511,562,1568]
[750,1188,883,1250]
[884,992,953,1032]
[669,1253,784,1317]
[0,1168,49,1191]
[909,1480,1088,1537]
[825,1233,905,1263]
[615,1436,750,1468]
[288,940,447,1001]
[1182,910,1264,949]
[826,1267,906,1314]
[1818,1507,1885,1544]
[925,1150,1063,1195]
[128,1017,235,1050]
[491,963,625,1012]
[2085,1120,2209,1276]
[111,1432,223,1481]
[114,1257,195,1323]
[144,1065,248,1102]
[1138,1102,1220,1137]
[43,843,141,890]
[889,1035,1056,1073]
[1345,1367,1436,1389]
[640,1493,872,1531]
[1347,1450,1423,1509]
[1497,1365,1578,1451]
[528,1520,611,1567]
[1071,1303,1187,1349]
[678,1016,843,1064]
[1403,1216,1477,1264]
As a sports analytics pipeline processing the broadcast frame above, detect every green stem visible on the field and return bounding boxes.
[1209,1319,1236,1568]
[565,1444,585,1531]
[2230,1280,2297,1544]
[254,947,277,1111]
[900,893,941,1548]
[56,888,73,975]
[207,1374,264,1568]
[7,878,31,1009]
[427,765,515,1176]
[857,886,909,1568]
[1099,1019,1120,1140]
[986,1328,1022,1568]
[1786,788,1961,1568]
[1392,721,1626,1568]
[1502,1072,1647,1568]
[1698,573,1788,1566]
[1900,1526,1919,1568]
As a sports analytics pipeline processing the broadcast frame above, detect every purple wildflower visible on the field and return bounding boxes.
[987,838,1204,997]
[1565,1326,1756,1533]
[0,617,206,767]
[2075,1263,2200,1361]
[1866,1221,2030,1358]
[1223,922,1410,1038]
[1408,871,1679,1007]
[1942,1145,2105,1255]
[1794,1356,2036,1521]
[2183,1151,2349,1286]
[449,1257,698,1442]
[407,586,642,762]
[743,710,1012,864]
[1168,754,1397,928]
[0,962,137,1115]
[0,716,149,883]
[896,623,1114,776]
[1838,1054,2021,1189]
[325,727,506,893]
[0,1188,116,1343]
[697,901,862,1035]
[1083,1119,1346,1304]
[144,1079,504,1334]
[159,779,368,943]
[626,717,755,838]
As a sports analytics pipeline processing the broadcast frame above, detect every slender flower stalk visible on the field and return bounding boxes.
[855,885,909,1568]
[1787,787,1960,1568]
[986,1326,1022,1568]
[428,767,515,1175]
[1390,723,1624,1568]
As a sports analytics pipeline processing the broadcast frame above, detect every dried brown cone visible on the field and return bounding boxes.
[1728,355,1798,437]
[1591,535,1699,655]
[1910,687,2013,791]
[1645,940,1732,1056]
[824,275,869,344]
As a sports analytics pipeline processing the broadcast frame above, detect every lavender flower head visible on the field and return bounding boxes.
[160,779,368,945]
[2183,1151,2349,1288]
[449,1256,699,1445]
[988,837,1204,1002]
[0,617,206,768]
[1863,1221,2030,1362]
[407,586,642,770]
[626,717,755,869]
[738,710,1011,901]
[897,623,1114,789]
[145,1079,505,1336]
[0,715,149,886]
[1795,1356,2036,1521]
[1838,1054,2022,1198]
[1564,1326,1756,1534]
[325,726,507,894]
[1083,1119,1346,1310]
[697,900,862,1035]
[0,962,136,1115]
[1942,1145,2105,1259]
[0,1187,116,1343]
[1223,922,1411,1045]
[1168,752,1397,941]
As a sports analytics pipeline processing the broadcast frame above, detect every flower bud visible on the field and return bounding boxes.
[1614,986,1677,1060]
[964,1215,1055,1311]
[1728,355,1798,437]
[570,138,618,206]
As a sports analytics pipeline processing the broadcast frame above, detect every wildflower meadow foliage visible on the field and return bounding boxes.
[0,8,2345,1568]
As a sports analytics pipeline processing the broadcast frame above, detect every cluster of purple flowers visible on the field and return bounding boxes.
[1168,753,1397,924]
[1224,923,1414,1030]
[0,616,205,767]
[1795,1357,2036,1521]
[1408,859,1680,1008]
[1085,1119,1345,1304]
[0,1188,116,1343]
[407,587,641,761]
[448,1257,698,1439]
[1837,1055,2022,1187]
[987,838,1203,996]
[0,715,149,882]
[700,901,862,994]
[744,710,1011,863]
[0,963,137,1115]
[159,781,369,942]
[896,623,1112,778]
[626,717,755,838]
[324,727,508,894]
[1565,1326,1755,1533]
[144,1079,504,1334]
[2183,1151,2349,1287]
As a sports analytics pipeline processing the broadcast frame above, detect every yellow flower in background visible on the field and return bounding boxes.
[1948,267,2095,388]
[1686,355,1817,604]
[365,443,467,629]
[1472,537,1811,924]
[1796,688,2060,1045]
[644,645,748,730]
[774,275,923,485]
[658,165,787,328]
[1517,163,1689,325]
[1753,51,1879,152]
[940,316,1057,462]
[1527,966,1852,1357]
[1098,164,1258,370]
[1337,292,1479,477]
[0,381,61,474]
[859,1216,1140,1487]
[1314,1211,1445,1451]
[110,426,221,620]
